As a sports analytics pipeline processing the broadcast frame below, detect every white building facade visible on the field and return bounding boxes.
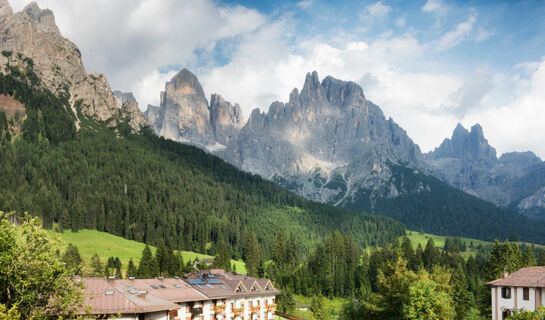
[488,267,545,320]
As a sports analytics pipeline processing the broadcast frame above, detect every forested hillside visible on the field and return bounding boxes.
[341,165,545,245]
[0,58,405,257]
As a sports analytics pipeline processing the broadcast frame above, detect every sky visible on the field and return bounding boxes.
[9,0,545,158]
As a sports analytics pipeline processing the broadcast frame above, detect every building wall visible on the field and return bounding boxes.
[516,287,535,311]
[497,286,515,314]
[144,311,169,320]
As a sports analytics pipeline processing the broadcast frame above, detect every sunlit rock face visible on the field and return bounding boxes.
[0,0,147,131]
[426,123,545,217]
[147,70,427,207]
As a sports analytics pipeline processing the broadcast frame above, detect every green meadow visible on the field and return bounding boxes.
[45,229,247,274]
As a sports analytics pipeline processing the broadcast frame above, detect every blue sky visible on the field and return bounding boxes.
[9,0,545,157]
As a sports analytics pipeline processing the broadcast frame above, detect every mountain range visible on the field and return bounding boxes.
[144,68,545,221]
[1,0,545,246]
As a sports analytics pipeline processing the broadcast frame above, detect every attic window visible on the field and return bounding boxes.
[235,286,242,292]
[105,290,114,295]
[265,285,270,291]
[159,285,166,289]
[251,286,257,291]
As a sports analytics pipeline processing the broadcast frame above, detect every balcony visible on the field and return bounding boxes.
[214,305,226,313]
[265,303,276,311]
[250,306,261,313]
[232,307,244,315]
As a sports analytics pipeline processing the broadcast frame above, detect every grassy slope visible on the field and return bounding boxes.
[291,295,346,320]
[403,230,545,258]
[46,229,247,274]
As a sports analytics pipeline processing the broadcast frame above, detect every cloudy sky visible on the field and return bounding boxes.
[10,0,545,158]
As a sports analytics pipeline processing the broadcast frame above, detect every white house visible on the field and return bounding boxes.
[488,266,545,320]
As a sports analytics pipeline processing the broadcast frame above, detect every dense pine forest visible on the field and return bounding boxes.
[343,164,545,245]
[0,57,404,257]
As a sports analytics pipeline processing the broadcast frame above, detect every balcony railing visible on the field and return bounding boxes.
[250,306,261,313]
[214,305,226,313]
[265,303,276,311]
[232,307,244,315]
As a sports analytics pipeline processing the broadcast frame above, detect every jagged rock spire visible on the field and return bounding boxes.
[0,0,13,16]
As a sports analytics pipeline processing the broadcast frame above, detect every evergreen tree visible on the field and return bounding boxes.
[538,251,545,266]
[214,242,231,271]
[90,253,103,277]
[137,245,155,278]
[243,231,263,277]
[522,246,536,267]
[310,294,328,320]
[126,258,137,278]
[62,243,82,274]
[450,266,474,320]
[287,234,299,269]
[423,239,440,271]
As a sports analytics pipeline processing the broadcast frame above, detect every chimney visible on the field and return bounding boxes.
[503,267,509,279]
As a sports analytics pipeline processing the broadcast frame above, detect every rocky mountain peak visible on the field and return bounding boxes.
[429,123,497,164]
[0,0,12,16]
[0,0,147,131]
[168,68,206,99]
[209,93,245,145]
[300,71,323,103]
[22,2,59,34]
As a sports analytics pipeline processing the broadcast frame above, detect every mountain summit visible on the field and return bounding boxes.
[0,0,147,131]
[426,123,545,217]
[147,70,425,207]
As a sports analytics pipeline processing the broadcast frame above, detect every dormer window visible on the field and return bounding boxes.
[501,287,511,299]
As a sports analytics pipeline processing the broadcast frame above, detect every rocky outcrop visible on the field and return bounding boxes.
[0,0,147,131]
[426,123,545,215]
[147,69,245,151]
[113,91,148,130]
[148,69,427,207]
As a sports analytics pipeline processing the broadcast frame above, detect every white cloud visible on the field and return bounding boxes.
[9,0,266,109]
[435,11,477,52]
[464,58,545,158]
[394,17,406,28]
[422,0,448,15]
[364,1,391,19]
[297,0,313,9]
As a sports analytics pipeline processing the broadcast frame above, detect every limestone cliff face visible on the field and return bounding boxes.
[147,70,426,207]
[222,71,425,205]
[0,0,147,131]
[147,69,244,151]
[425,124,545,215]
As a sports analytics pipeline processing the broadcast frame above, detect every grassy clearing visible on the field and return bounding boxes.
[402,230,545,259]
[289,295,347,320]
[45,229,246,274]
[402,230,489,250]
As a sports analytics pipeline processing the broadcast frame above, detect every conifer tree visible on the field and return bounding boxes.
[423,239,440,271]
[522,246,536,267]
[287,234,298,269]
[90,253,103,277]
[450,265,474,320]
[538,251,545,266]
[214,242,231,271]
[137,245,155,278]
[126,258,137,278]
[62,243,82,274]
[244,231,263,277]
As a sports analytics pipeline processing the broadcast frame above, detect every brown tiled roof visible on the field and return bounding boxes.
[216,273,281,297]
[82,278,178,315]
[115,278,208,303]
[487,267,545,287]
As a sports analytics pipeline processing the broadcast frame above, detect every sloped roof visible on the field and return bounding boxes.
[488,267,545,287]
[115,278,208,303]
[82,278,178,315]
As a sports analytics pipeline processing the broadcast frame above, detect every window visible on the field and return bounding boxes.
[523,287,530,300]
[501,287,511,299]
[502,310,512,320]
